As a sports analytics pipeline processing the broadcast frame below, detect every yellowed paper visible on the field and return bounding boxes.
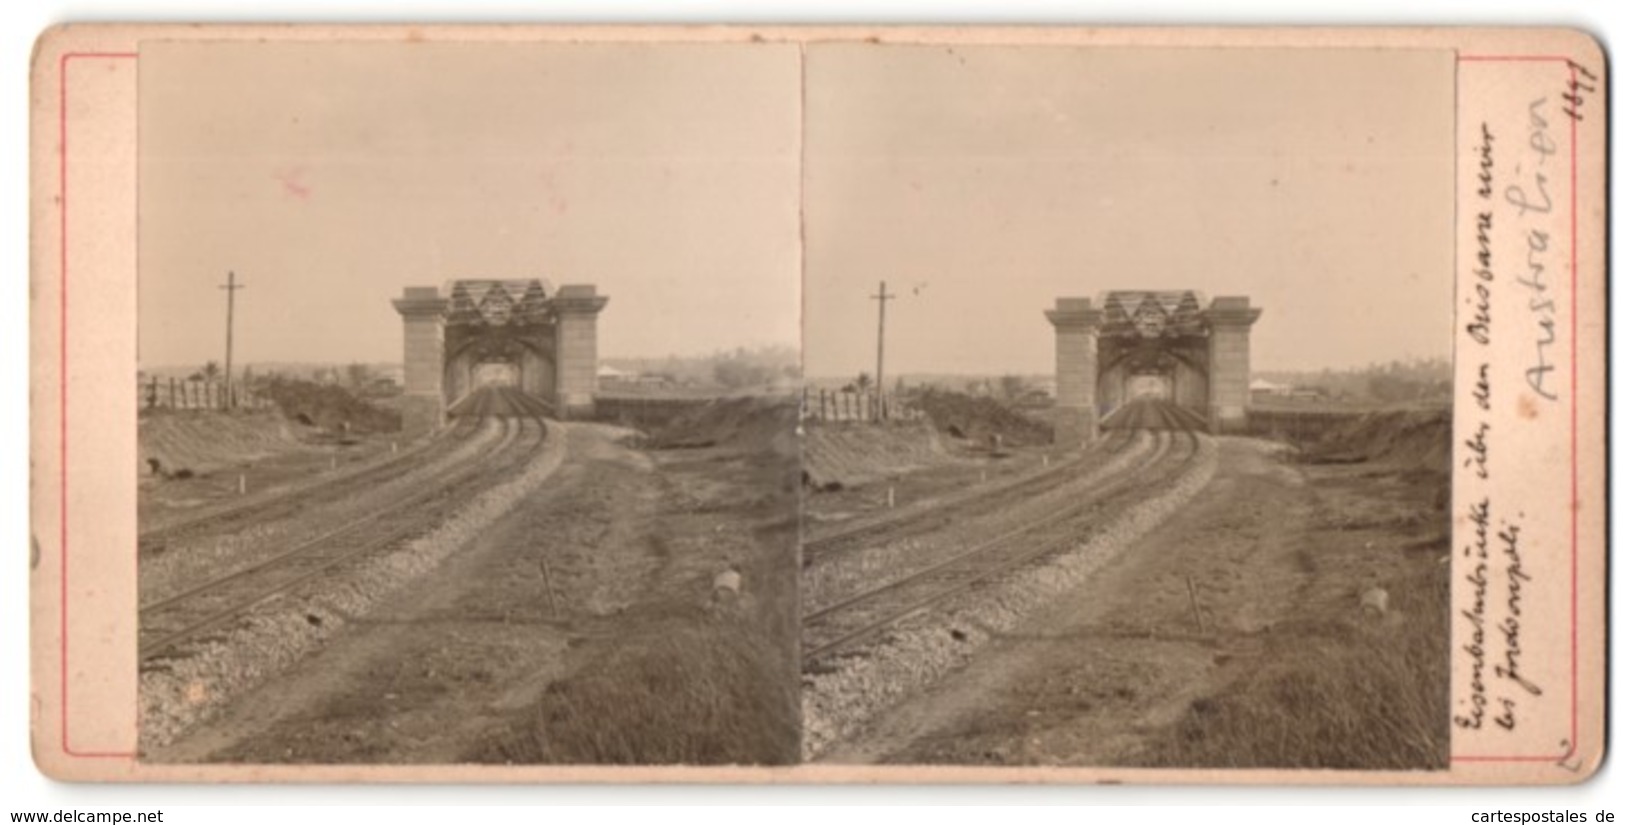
[30,23,1607,784]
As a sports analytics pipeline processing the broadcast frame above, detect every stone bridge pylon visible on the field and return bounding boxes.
[393,279,607,429]
[1046,290,1260,445]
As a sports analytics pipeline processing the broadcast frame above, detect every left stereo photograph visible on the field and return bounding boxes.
[134,41,805,766]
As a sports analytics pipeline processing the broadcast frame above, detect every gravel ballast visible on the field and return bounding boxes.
[140,419,569,753]
[140,419,507,606]
[802,434,1219,760]
[803,431,1159,613]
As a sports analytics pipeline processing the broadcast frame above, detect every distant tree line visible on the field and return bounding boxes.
[603,345,800,391]
[1257,357,1451,405]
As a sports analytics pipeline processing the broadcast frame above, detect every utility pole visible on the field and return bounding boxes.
[871,280,895,417]
[220,271,246,407]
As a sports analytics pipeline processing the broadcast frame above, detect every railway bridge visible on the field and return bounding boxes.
[393,279,608,430]
[1047,290,1260,445]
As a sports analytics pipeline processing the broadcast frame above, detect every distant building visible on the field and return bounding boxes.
[597,363,635,386]
[1251,378,1324,403]
[1250,378,1289,404]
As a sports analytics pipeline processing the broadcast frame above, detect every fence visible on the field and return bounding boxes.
[801,388,922,423]
[139,377,272,411]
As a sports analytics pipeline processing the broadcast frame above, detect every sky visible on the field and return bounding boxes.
[139,42,1455,377]
[138,41,802,369]
[802,45,1456,378]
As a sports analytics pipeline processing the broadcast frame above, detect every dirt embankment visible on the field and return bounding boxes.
[912,389,1055,447]
[802,389,1055,496]
[138,405,409,529]
[801,394,1066,530]
[803,421,949,490]
[138,410,308,477]
[643,394,799,453]
[1305,407,1452,472]
[139,377,405,494]
[259,378,402,434]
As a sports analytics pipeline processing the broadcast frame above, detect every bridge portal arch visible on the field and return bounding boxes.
[1046,290,1260,446]
[393,278,607,430]
[441,328,557,404]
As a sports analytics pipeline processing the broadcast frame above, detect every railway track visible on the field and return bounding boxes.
[139,416,485,554]
[802,428,1172,612]
[802,428,1203,663]
[802,427,1143,563]
[138,414,548,665]
[1100,397,1210,431]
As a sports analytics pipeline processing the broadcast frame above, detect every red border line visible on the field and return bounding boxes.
[59,50,139,760]
[1448,54,1582,765]
[1567,57,1579,767]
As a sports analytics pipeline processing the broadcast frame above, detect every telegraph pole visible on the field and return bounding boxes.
[871,280,895,414]
[220,271,246,406]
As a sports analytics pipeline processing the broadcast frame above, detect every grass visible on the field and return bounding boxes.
[1135,614,1449,768]
[1131,466,1452,770]
[465,607,800,765]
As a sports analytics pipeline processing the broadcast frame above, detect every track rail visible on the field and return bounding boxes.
[1100,397,1210,432]
[802,429,1169,613]
[803,428,1140,562]
[802,429,1202,663]
[139,416,547,664]
[139,417,482,552]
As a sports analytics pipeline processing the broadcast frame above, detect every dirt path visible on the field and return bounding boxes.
[152,421,675,764]
[823,437,1320,765]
